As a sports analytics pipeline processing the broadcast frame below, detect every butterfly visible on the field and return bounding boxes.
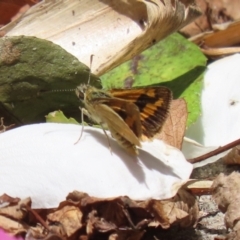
[75,84,172,155]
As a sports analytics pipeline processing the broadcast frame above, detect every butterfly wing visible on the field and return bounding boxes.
[110,87,172,139]
[96,98,142,139]
[91,101,141,154]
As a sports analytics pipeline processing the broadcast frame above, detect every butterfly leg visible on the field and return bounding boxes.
[74,107,89,144]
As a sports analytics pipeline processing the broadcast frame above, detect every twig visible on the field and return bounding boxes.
[0,117,15,133]
[188,138,240,164]
[21,203,49,231]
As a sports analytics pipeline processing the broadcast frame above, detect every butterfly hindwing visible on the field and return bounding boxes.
[95,97,142,139]
[110,87,172,139]
[91,101,141,147]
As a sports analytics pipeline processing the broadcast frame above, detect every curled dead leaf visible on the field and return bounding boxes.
[0,215,28,235]
[109,229,144,240]
[223,145,240,165]
[0,193,20,208]
[47,205,83,238]
[212,172,240,239]
[86,210,117,236]
[148,188,199,228]
[0,118,15,133]
[0,197,31,235]
[0,197,31,221]
[0,191,199,239]
[157,99,187,149]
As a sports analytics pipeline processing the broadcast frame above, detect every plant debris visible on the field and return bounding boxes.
[212,172,240,239]
[0,189,198,240]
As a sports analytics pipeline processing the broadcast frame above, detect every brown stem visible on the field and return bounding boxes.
[188,138,240,164]
[21,204,49,231]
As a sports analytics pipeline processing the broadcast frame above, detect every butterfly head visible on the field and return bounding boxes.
[75,84,88,101]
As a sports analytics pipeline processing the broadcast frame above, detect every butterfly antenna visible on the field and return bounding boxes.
[87,54,94,85]
[51,89,75,93]
[38,88,75,96]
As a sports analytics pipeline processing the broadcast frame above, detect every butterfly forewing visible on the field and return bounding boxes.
[96,97,142,139]
[110,87,172,139]
[93,103,141,154]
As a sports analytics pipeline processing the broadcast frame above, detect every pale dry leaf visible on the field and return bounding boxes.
[184,179,213,195]
[200,46,240,58]
[157,98,188,149]
[212,172,240,239]
[191,20,240,48]
[222,145,240,165]
[3,0,201,75]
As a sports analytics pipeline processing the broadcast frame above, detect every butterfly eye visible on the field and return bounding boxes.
[75,86,84,99]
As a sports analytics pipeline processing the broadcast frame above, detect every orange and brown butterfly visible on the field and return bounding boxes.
[75,84,172,155]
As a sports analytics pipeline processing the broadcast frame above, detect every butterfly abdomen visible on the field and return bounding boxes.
[110,128,139,155]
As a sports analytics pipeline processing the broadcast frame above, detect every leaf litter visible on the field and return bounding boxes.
[1,1,240,240]
[0,189,198,240]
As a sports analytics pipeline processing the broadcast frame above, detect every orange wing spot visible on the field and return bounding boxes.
[143,89,157,98]
[145,99,164,108]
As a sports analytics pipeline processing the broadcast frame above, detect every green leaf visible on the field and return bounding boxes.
[0,36,100,124]
[46,110,103,129]
[101,33,207,126]
[46,110,80,125]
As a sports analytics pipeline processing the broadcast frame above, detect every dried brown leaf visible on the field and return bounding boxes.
[223,145,240,165]
[109,229,145,240]
[212,172,240,238]
[86,210,116,236]
[66,191,89,204]
[47,205,83,238]
[158,188,198,228]
[0,214,28,234]
[0,193,20,207]
[143,200,170,229]
[174,188,199,227]
[0,117,15,133]
[25,227,64,240]
[0,191,199,239]
[25,226,48,240]
[0,197,31,220]
[81,195,130,227]
[156,99,187,149]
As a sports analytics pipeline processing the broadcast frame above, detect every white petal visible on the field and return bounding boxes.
[184,54,240,167]
[187,54,240,146]
[0,123,192,208]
